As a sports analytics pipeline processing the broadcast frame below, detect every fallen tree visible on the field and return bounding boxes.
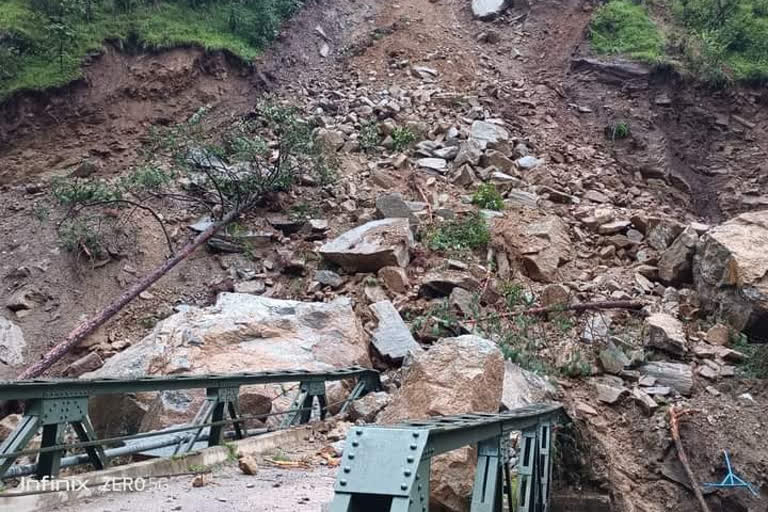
[14,103,333,382]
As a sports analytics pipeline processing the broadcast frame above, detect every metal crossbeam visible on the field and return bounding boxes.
[329,403,562,512]
[0,366,379,400]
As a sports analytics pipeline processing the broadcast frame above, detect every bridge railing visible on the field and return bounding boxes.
[0,366,381,480]
[329,403,563,512]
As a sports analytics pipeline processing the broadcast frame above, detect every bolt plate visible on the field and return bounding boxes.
[333,427,428,497]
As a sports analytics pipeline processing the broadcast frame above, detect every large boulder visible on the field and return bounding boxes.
[379,335,504,512]
[319,218,413,272]
[693,210,768,331]
[645,313,688,356]
[0,316,25,368]
[85,294,370,434]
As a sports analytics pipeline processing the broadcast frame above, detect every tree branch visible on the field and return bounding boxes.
[669,406,711,512]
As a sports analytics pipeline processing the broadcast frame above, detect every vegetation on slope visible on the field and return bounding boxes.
[590,0,768,84]
[0,0,301,98]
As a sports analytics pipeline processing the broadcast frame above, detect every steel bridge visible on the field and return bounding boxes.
[0,366,381,479]
[329,403,563,512]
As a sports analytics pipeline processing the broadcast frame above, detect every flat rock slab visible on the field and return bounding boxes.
[319,218,413,272]
[369,300,421,361]
[640,361,693,396]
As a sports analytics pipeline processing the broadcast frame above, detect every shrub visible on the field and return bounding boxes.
[471,183,505,211]
[426,213,491,252]
[391,126,416,152]
[358,121,380,153]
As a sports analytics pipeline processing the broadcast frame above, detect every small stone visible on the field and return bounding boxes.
[698,365,719,380]
[575,401,598,416]
[631,387,658,415]
[705,385,721,396]
[378,266,409,294]
[314,270,344,289]
[540,284,569,307]
[238,455,259,476]
[516,156,543,170]
[705,324,730,346]
[63,352,104,377]
[234,280,266,295]
[417,158,448,172]
[598,220,631,235]
[595,381,629,405]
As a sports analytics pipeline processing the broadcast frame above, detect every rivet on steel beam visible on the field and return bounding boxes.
[412,432,420,438]
[343,466,351,473]
[400,483,408,491]
[407,456,415,463]
[352,441,359,447]
[415,474,420,480]
[348,453,355,459]
[410,444,417,450]
[404,470,412,476]
[340,479,347,486]
[418,484,422,491]
[355,430,363,435]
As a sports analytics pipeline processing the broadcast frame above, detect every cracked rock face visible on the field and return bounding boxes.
[694,210,768,331]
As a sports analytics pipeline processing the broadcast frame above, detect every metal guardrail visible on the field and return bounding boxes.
[0,366,381,480]
[329,403,563,512]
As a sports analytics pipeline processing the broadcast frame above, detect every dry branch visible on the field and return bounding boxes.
[466,300,644,324]
[668,406,711,512]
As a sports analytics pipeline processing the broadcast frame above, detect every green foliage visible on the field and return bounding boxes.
[426,213,491,252]
[590,0,664,61]
[559,350,592,378]
[0,0,302,98]
[358,120,380,153]
[731,333,768,378]
[51,177,118,205]
[471,183,505,211]
[605,121,630,141]
[673,0,768,83]
[390,126,416,152]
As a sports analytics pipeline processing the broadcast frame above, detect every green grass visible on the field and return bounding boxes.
[590,0,664,62]
[0,0,299,98]
[425,213,491,253]
[471,183,505,211]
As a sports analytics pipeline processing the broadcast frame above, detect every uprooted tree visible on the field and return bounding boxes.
[16,101,335,381]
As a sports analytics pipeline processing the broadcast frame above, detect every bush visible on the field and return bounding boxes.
[358,121,380,153]
[426,213,491,252]
[471,183,504,211]
[390,126,416,152]
[590,0,664,61]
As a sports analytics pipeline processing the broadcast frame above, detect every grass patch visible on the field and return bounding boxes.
[425,213,491,253]
[590,0,664,61]
[0,0,301,98]
[731,333,768,378]
[471,183,505,211]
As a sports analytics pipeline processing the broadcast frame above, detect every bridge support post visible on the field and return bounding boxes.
[471,436,504,512]
[280,380,327,428]
[180,386,243,453]
[0,396,107,479]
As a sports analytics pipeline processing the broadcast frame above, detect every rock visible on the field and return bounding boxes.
[658,226,699,284]
[705,323,730,345]
[434,146,459,160]
[693,210,768,331]
[315,128,345,151]
[452,164,476,186]
[575,401,598,416]
[417,158,448,172]
[378,335,504,512]
[497,215,571,283]
[63,352,104,377]
[314,270,344,289]
[0,316,26,366]
[594,378,629,405]
[238,455,259,475]
[483,150,515,171]
[505,190,539,208]
[646,218,684,251]
[698,365,719,380]
[599,346,630,375]
[540,284,570,307]
[233,280,266,295]
[501,361,557,411]
[470,121,509,147]
[516,156,543,170]
[598,220,631,235]
[319,42,330,58]
[0,414,21,441]
[369,300,421,361]
[319,218,413,272]
[631,387,658,415]
[6,286,45,312]
[267,215,305,234]
[449,286,476,317]
[640,361,693,395]
[420,271,480,297]
[375,193,418,224]
[346,391,391,423]
[378,266,409,294]
[645,313,688,355]
[69,159,101,178]
[411,66,439,79]
[85,294,369,434]
[584,190,610,204]
[472,0,509,19]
